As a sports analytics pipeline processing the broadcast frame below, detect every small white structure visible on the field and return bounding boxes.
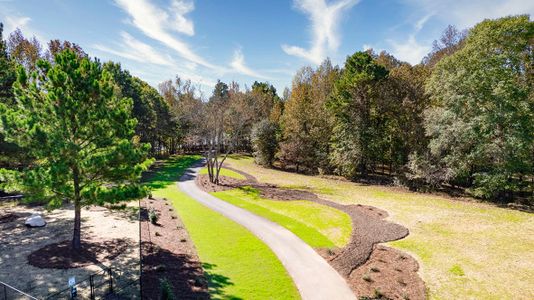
[25,214,46,227]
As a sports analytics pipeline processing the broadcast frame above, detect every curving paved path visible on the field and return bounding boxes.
[178,162,356,300]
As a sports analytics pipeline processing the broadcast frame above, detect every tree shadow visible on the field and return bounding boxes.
[141,242,210,300]
[201,263,242,300]
[27,238,132,269]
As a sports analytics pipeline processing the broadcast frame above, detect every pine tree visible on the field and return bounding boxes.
[0,49,152,249]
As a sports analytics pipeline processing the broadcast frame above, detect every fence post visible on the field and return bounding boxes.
[89,275,94,300]
[108,268,113,293]
[3,283,6,300]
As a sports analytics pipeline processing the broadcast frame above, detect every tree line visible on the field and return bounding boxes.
[184,16,533,203]
[0,15,532,209]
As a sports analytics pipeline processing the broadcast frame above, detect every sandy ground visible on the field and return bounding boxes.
[0,202,140,299]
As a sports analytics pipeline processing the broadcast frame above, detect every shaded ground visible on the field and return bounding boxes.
[140,197,209,300]
[197,167,426,300]
[28,238,129,269]
[0,203,140,298]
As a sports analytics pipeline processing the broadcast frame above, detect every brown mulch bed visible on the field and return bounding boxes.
[28,238,129,269]
[198,166,426,300]
[140,197,209,300]
[348,245,426,300]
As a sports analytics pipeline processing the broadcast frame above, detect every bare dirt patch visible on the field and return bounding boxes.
[140,197,209,300]
[200,166,426,300]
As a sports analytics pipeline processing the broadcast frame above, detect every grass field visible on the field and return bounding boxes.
[146,157,300,300]
[226,154,534,300]
[212,186,351,248]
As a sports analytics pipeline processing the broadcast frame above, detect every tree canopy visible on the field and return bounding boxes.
[422,15,534,199]
[0,49,152,248]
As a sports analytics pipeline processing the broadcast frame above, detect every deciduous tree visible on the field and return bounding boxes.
[422,15,534,199]
[328,52,388,178]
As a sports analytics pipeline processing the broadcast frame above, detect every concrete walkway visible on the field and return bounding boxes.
[178,163,356,300]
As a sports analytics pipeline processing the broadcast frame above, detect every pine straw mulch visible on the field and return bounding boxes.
[140,197,209,300]
[196,167,426,300]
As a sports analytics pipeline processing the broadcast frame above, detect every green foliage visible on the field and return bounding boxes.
[104,62,177,157]
[0,23,25,168]
[0,49,151,209]
[423,15,534,200]
[251,119,279,167]
[278,59,339,173]
[159,278,175,300]
[149,208,159,225]
[328,51,388,178]
[0,23,15,104]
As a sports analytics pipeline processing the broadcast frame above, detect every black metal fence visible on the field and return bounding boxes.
[43,267,140,300]
[1,266,139,300]
[0,281,39,300]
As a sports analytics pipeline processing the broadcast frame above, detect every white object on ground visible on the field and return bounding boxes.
[178,162,356,300]
[25,214,46,227]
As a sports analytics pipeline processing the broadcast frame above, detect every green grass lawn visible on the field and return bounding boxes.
[212,186,351,248]
[226,154,534,300]
[145,156,300,300]
[199,167,246,180]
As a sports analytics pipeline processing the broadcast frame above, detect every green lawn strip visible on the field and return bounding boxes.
[145,156,300,300]
[199,167,246,180]
[211,186,352,248]
[154,186,300,300]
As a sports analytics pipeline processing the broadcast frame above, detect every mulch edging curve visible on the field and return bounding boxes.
[197,166,426,300]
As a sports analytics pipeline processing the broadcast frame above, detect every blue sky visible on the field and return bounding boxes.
[1,0,532,96]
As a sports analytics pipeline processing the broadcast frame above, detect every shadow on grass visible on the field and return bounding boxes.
[142,156,202,190]
[202,262,242,300]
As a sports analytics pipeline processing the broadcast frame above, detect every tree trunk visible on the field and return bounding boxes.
[72,166,82,250]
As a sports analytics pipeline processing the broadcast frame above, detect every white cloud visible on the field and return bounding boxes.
[282,0,359,64]
[362,44,372,51]
[415,13,433,32]
[386,0,533,65]
[93,32,174,66]
[404,0,534,29]
[384,13,432,65]
[169,0,195,36]
[114,0,217,69]
[388,35,430,65]
[3,15,31,34]
[230,48,270,79]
